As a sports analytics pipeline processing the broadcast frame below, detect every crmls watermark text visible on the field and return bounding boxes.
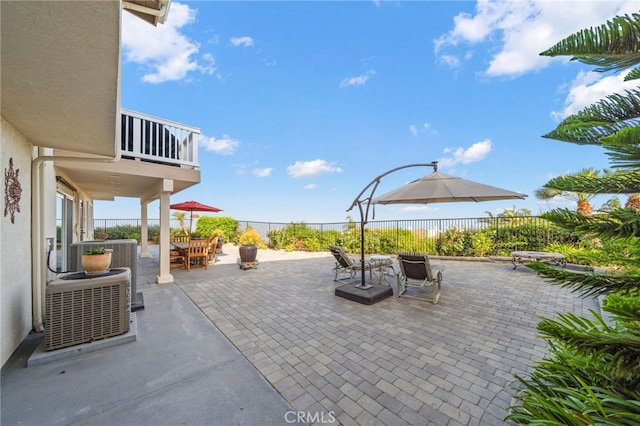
[285,410,337,424]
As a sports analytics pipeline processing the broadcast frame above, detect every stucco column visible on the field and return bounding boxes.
[140,200,149,258]
[156,179,174,284]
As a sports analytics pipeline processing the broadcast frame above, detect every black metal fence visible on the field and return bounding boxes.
[94,216,575,256]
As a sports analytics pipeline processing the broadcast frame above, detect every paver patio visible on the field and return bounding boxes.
[1,245,597,425]
[174,246,597,425]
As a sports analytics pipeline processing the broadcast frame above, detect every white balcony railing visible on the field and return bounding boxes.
[121,108,199,169]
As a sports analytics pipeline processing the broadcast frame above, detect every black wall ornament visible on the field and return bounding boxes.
[4,158,22,224]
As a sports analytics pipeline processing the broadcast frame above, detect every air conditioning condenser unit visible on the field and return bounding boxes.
[69,239,142,310]
[45,268,131,351]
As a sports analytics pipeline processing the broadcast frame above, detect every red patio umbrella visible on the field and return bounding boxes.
[170,200,222,235]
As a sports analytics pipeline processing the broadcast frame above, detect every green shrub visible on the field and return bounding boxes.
[238,226,264,246]
[493,223,576,255]
[469,229,495,257]
[195,216,237,241]
[546,238,640,273]
[148,225,160,243]
[436,227,472,256]
[267,223,337,252]
[94,225,141,242]
[93,224,160,243]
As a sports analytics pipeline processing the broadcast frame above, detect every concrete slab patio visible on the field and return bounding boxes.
[2,244,597,425]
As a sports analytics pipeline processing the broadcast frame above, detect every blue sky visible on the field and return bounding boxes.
[95,0,640,223]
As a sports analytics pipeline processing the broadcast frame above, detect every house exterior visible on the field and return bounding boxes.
[0,0,199,367]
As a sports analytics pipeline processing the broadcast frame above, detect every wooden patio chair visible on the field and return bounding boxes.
[170,235,189,269]
[396,252,444,303]
[170,248,184,269]
[184,239,209,271]
[328,245,372,281]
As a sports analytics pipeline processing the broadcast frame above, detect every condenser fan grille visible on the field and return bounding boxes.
[45,270,130,351]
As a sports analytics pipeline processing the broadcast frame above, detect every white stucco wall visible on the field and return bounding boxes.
[1,117,33,366]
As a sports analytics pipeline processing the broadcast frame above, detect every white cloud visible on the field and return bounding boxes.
[304,184,318,190]
[287,159,343,178]
[551,71,638,121]
[437,54,462,69]
[339,70,376,88]
[199,134,240,155]
[434,1,639,77]
[409,123,432,136]
[230,36,254,47]
[438,139,492,167]
[252,167,273,178]
[122,2,215,83]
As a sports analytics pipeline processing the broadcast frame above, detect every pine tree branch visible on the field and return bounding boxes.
[527,261,640,297]
[540,208,640,240]
[603,293,640,322]
[537,312,640,378]
[626,68,640,81]
[601,126,640,169]
[540,13,640,73]
[544,170,640,194]
[542,90,640,145]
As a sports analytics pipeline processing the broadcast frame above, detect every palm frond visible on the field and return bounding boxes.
[540,13,640,73]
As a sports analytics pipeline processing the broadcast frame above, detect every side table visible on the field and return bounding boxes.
[511,251,566,269]
[369,255,396,285]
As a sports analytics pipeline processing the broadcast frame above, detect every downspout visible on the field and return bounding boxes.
[31,141,121,333]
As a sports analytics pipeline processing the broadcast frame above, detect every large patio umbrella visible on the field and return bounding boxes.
[170,200,222,235]
[348,162,527,289]
[372,171,527,205]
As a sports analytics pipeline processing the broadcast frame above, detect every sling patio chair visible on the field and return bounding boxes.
[396,252,444,304]
[328,245,373,281]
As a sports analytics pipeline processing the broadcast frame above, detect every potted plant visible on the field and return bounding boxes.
[238,227,262,265]
[81,247,113,275]
[211,229,225,253]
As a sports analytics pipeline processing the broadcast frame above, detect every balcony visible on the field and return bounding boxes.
[121,108,199,169]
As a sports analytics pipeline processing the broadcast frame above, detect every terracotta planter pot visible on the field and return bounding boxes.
[238,244,257,263]
[81,252,112,275]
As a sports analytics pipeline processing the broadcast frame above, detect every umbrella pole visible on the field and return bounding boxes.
[347,162,439,290]
[355,201,372,290]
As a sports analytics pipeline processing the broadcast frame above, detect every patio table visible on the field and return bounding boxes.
[369,255,396,285]
[171,242,189,256]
